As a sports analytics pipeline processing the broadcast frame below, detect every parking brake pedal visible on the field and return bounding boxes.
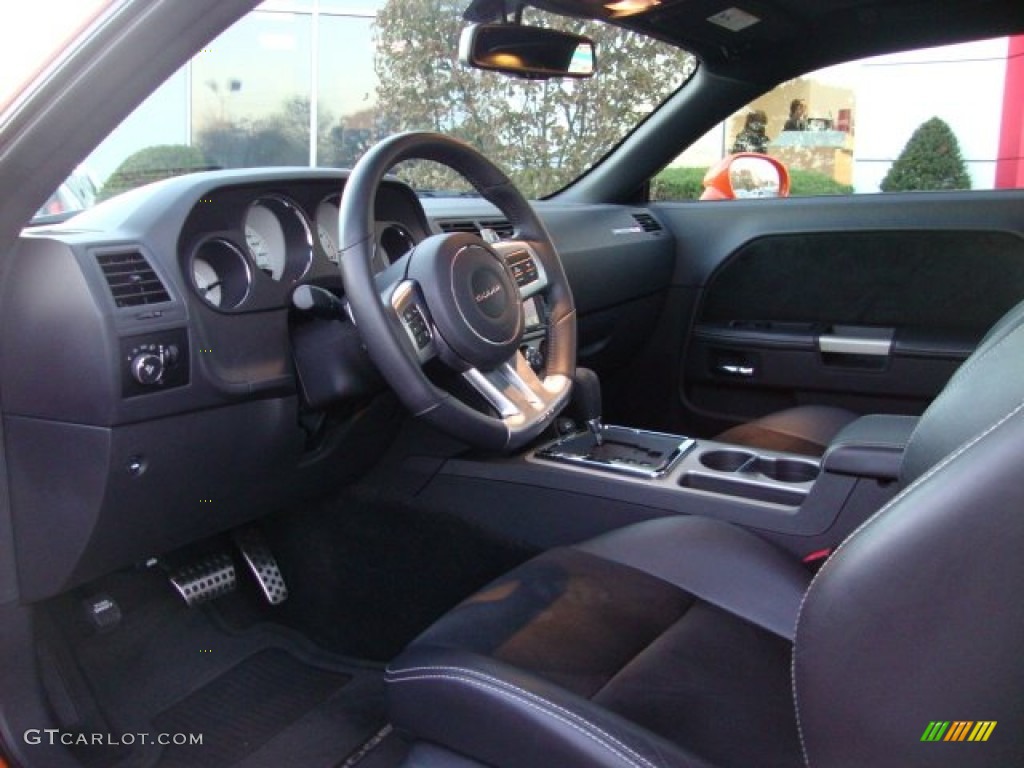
[169,553,237,606]
[233,527,289,605]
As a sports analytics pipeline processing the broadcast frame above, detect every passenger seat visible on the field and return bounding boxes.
[715,404,859,457]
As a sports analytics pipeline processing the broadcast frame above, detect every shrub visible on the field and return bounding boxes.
[99,144,211,201]
[880,117,971,192]
[650,166,706,201]
[651,165,852,200]
[789,169,853,196]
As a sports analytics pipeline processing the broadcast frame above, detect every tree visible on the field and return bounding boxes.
[880,117,971,192]
[372,0,695,198]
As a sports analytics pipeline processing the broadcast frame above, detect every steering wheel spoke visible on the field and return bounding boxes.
[389,279,437,365]
[490,239,549,299]
[463,351,570,430]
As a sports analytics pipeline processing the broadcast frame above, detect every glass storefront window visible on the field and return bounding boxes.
[191,11,313,169]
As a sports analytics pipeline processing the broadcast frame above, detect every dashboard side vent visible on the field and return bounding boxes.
[438,218,514,239]
[631,213,662,233]
[96,250,171,308]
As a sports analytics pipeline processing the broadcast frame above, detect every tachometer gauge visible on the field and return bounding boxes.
[188,238,252,310]
[316,199,340,264]
[192,257,223,307]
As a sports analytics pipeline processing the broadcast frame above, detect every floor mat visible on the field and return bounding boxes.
[43,569,391,768]
[153,649,350,768]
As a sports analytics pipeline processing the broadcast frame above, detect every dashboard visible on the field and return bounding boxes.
[0,167,672,603]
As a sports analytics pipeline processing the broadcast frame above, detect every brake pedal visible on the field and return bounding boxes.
[169,552,236,606]
[233,527,289,605]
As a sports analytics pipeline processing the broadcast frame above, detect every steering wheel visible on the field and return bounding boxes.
[338,132,576,452]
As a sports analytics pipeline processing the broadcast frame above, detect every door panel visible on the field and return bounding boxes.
[645,191,1024,436]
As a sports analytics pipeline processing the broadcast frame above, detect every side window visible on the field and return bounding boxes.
[653,35,1024,201]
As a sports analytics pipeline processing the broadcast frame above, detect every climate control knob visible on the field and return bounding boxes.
[131,352,165,385]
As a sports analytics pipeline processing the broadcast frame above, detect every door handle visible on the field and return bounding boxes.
[715,363,755,377]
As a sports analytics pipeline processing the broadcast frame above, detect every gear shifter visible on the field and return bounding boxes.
[539,366,693,477]
[573,367,604,446]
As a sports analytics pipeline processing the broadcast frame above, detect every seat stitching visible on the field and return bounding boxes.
[387,665,664,768]
[825,440,906,451]
[790,397,1024,766]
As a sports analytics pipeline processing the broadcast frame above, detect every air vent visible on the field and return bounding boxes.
[631,213,662,233]
[438,218,514,239]
[96,250,170,308]
[479,219,515,239]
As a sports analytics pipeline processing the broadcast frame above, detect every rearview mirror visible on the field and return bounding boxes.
[700,154,790,200]
[459,23,596,79]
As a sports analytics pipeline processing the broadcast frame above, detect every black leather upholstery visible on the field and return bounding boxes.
[821,413,918,479]
[387,525,805,768]
[715,404,859,457]
[387,299,1024,767]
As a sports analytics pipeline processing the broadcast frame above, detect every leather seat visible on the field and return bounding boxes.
[385,299,1024,767]
[715,404,859,457]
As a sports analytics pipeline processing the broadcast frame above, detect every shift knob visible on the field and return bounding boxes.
[573,367,604,444]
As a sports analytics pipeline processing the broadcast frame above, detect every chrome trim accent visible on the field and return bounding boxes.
[463,367,520,418]
[536,426,695,479]
[819,326,894,357]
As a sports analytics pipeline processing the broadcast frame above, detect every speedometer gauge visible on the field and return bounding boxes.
[245,226,276,276]
[244,202,287,280]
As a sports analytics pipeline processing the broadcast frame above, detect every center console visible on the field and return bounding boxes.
[412,409,917,556]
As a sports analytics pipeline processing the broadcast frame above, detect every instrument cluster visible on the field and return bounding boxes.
[179,178,427,312]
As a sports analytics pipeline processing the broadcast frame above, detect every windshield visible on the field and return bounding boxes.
[35,0,694,220]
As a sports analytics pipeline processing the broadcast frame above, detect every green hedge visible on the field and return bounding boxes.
[99,144,212,201]
[651,165,853,201]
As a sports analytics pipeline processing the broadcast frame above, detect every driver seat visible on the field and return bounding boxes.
[384,299,1024,767]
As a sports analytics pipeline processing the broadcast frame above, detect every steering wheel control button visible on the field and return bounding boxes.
[506,250,539,287]
[402,305,432,349]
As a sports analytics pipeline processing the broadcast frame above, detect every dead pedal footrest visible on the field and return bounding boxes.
[169,553,236,606]
[233,527,289,605]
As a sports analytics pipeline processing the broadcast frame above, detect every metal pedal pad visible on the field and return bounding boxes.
[169,553,236,606]
[233,527,288,605]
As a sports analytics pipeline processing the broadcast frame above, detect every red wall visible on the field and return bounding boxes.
[996,35,1024,189]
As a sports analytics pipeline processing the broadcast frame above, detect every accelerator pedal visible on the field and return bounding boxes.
[233,527,289,605]
[169,552,236,606]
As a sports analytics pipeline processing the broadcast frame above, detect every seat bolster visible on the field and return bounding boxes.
[576,517,811,640]
[387,646,715,768]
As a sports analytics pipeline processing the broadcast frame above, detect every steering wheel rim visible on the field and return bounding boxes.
[338,131,576,452]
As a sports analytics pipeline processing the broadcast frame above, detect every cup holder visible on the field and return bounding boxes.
[700,449,755,472]
[751,457,819,483]
[697,450,818,483]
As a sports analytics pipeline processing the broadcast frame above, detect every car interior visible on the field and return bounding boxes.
[1,0,1023,766]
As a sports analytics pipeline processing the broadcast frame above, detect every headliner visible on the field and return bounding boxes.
[466,0,1024,83]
